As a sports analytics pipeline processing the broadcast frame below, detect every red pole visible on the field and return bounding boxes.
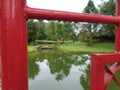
[25,7,120,24]
[116,0,120,52]
[0,0,2,86]
[0,0,28,90]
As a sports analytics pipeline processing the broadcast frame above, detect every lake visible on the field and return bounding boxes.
[28,50,119,90]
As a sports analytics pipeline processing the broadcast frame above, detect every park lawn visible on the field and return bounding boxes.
[28,41,115,53]
[35,40,73,44]
[59,42,115,53]
[28,45,37,52]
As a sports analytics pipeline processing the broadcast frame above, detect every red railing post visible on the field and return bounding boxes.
[116,0,120,52]
[90,54,105,90]
[0,0,28,90]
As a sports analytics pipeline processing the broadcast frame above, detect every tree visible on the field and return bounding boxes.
[98,0,115,40]
[28,20,46,44]
[62,22,75,43]
[99,0,115,16]
[36,21,46,40]
[28,20,38,43]
[84,0,98,13]
[28,20,75,44]
[45,21,75,43]
[45,21,58,40]
[80,0,98,46]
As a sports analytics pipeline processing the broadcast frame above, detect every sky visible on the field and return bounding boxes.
[27,0,108,13]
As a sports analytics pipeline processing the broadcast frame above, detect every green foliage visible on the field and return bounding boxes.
[45,21,57,40]
[27,0,116,45]
[36,21,46,40]
[27,20,46,43]
[28,20,76,44]
[45,21,75,43]
[84,0,98,13]
[80,0,98,46]
[27,20,37,43]
[99,0,115,15]
[98,0,115,37]
[78,0,116,46]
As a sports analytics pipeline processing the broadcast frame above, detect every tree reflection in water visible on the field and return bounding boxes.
[28,51,90,90]
[79,55,90,90]
[28,59,40,80]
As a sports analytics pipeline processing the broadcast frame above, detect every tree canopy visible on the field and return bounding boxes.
[79,0,98,46]
[98,0,115,39]
[27,20,76,44]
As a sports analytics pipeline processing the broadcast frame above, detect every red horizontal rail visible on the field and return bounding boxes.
[25,7,120,24]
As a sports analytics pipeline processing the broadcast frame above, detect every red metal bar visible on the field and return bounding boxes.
[104,64,120,90]
[90,54,105,90]
[0,0,2,85]
[116,0,120,52]
[25,7,120,24]
[0,0,28,90]
[90,53,120,90]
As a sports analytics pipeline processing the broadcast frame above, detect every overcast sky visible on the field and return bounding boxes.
[27,0,109,13]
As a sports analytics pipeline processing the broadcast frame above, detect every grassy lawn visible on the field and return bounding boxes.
[28,41,115,53]
[28,45,37,52]
[59,42,115,53]
[35,40,61,44]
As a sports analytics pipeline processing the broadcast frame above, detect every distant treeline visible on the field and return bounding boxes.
[27,0,115,46]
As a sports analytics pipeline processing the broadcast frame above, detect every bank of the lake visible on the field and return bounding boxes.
[28,42,114,53]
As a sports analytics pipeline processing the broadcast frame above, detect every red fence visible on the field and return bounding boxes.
[0,0,120,90]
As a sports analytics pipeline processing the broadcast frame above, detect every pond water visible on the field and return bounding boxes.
[28,51,119,90]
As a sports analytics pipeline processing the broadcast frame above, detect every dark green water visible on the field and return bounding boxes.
[28,51,120,90]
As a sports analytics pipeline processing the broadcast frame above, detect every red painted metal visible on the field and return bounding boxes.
[0,0,28,90]
[91,0,120,90]
[91,53,120,90]
[1,0,120,90]
[25,7,120,24]
[104,63,120,89]
[116,0,120,52]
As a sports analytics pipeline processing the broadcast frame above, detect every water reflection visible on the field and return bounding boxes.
[28,59,39,79]
[28,51,90,90]
[80,60,90,90]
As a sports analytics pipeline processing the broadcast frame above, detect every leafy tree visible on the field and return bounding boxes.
[28,20,46,44]
[36,21,46,40]
[80,0,98,46]
[61,22,74,43]
[99,0,115,16]
[45,21,75,43]
[45,21,58,40]
[84,0,98,13]
[98,0,116,39]
[28,20,76,44]
[28,20,39,43]
[54,22,66,43]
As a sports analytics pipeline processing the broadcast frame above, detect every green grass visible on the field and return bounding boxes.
[28,41,115,53]
[35,40,73,44]
[59,42,115,53]
[28,45,37,52]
